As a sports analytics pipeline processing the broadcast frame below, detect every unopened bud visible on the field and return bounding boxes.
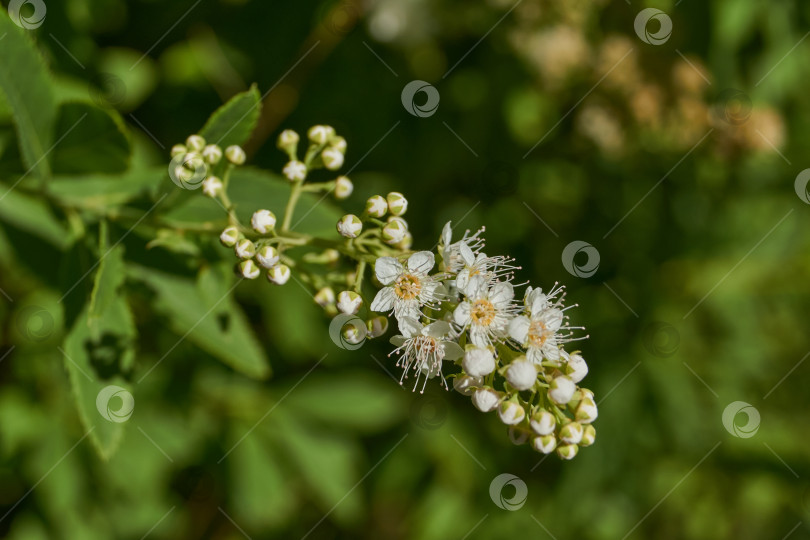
[235,239,256,259]
[314,287,336,307]
[365,195,388,218]
[548,375,576,405]
[186,134,206,152]
[386,192,408,216]
[219,226,239,247]
[532,434,557,454]
[336,290,363,315]
[556,443,579,460]
[322,148,344,170]
[251,209,277,234]
[472,388,501,412]
[559,422,584,445]
[529,410,556,435]
[225,145,246,165]
[267,264,291,285]
[239,259,260,280]
[505,358,537,391]
[334,176,353,199]
[308,125,335,145]
[498,401,526,425]
[277,129,300,150]
[256,245,280,269]
[202,144,222,165]
[575,397,598,424]
[283,160,307,182]
[508,427,530,446]
[170,144,186,158]
[381,218,407,244]
[580,424,596,447]
[366,316,389,338]
[202,176,223,198]
[462,347,495,377]
[337,214,362,238]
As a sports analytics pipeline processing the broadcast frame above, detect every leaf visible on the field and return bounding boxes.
[198,84,261,148]
[145,229,201,257]
[88,232,126,340]
[48,167,165,210]
[50,102,131,175]
[127,265,271,379]
[63,301,135,460]
[0,13,57,180]
[0,184,73,249]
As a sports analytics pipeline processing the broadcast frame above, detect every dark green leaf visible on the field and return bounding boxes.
[50,102,131,174]
[0,184,72,249]
[198,84,261,148]
[49,167,165,210]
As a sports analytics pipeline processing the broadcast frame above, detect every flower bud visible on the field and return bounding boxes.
[381,218,407,244]
[366,315,389,338]
[174,165,192,183]
[548,375,576,405]
[334,176,353,200]
[322,148,344,170]
[314,287,336,307]
[462,347,495,377]
[472,388,501,412]
[202,144,222,165]
[184,152,205,171]
[575,397,598,424]
[235,239,256,259]
[386,192,408,216]
[498,401,526,425]
[530,410,556,435]
[308,125,335,145]
[508,427,530,446]
[505,358,537,391]
[365,195,388,218]
[342,324,364,345]
[238,259,260,280]
[556,443,579,460]
[186,134,206,152]
[331,136,347,153]
[277,129,300,150]
[324,249,340,263]
[283,160,307,182]
[579,388,595,400]
[170,144,186,158]
[225,145,246,165]
[202,176,223,198]
[219,226,239,247]
[267,264,291,285]
[256,245,280,269]
[453,374,482,396]
[532,434,556,454]
[394,231,413,251]
[580,424,596,447]
[251,209,277,234]
[559,422,584,444]
[337,214,362,238]
[567,352,588,383]
[337,290,363,315]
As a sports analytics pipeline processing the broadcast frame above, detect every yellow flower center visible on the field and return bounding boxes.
[394,273,422,300]
[470,299,496,326]
[528,319,550,348]
[414,335,439,355]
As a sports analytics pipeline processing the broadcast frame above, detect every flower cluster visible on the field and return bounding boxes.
[369,224,597,459]
[166,125,596,460]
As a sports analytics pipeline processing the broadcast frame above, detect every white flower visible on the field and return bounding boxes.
[559,422,583,444]
[438,221,486,274]
[251,209,277,233]
[498,401,526,425]
[370,252,443,320]
[386,192,408,216]
[382,218,408,244]
[225,145,246,165]
[239,260,260,280]
[267,264,291,285]
[532,434,557,454]
[202,144,222,164]
[462,347,496,377]
[575,397,598,424]
[472,388,501,412]
[453,275,515,347]
[202,176,223,197]
[186,134,206,152]
[548,375,576,405]
[505,358,537,391]
[256,246,280,269]
[453,374,483,396]
[389,318,463,392]
[337,214,362,238]
[337,290,363,314]
[235,239,256,259]
[455,248,519,295]
[219,226,239,247]
[308,125,335,144]
[334,176,353,199]
[563,351,588,383]
[530,410,556,435]
[322,148,344,170]
[283,160,307,181]
[365,195,388,217]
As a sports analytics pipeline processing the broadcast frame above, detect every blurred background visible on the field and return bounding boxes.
[1,0,810,538]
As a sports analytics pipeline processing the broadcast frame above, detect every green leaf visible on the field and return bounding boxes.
[63,302,135,460]
[50,102,131,174]
[198,84,261,148]
[127,265,271,379]
[49,167,165,210]
[0,13,57,180]
[145,229,201,257]
[0,184,73,249]
[88,233,126,340]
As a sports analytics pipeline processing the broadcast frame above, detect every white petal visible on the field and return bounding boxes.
[526,347,544,365]
[456,269,471,293]
[424,320,452,338]
[490,282,514,307]
[508,316,530,344]
[469,325,489,347]
[397,316,423,338]
[459,242,475,266]
[390,336,406,347]
[463,275,487,298]
[420,280,443,303]
[407,251,435,275]
[441,221,452,246]
[370,287,396,312]
[542,309,564,331]
[442,341,464,360]
[375,257,403,285]
[453,302,471,326]
[394,300,420,321]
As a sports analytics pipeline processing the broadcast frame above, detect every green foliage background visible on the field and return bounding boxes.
[1,0,809,538]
